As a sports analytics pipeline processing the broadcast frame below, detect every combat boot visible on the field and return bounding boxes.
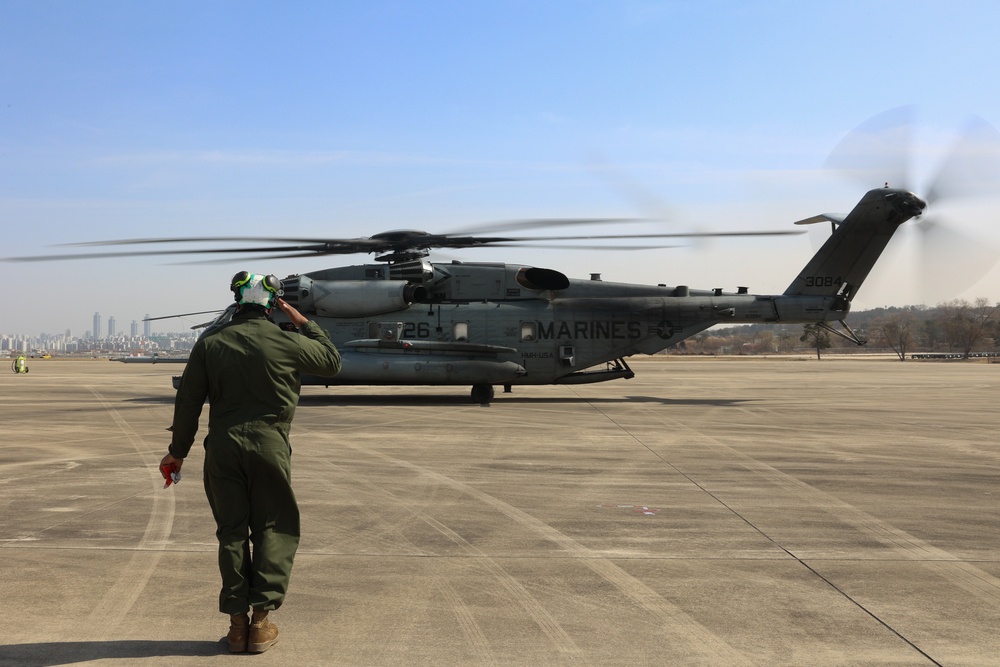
[249,609,280,653]
[227,612,249,653]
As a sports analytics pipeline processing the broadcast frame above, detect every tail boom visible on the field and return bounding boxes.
[784,187,925,300]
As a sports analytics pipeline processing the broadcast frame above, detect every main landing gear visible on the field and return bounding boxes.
[470,384,495,405]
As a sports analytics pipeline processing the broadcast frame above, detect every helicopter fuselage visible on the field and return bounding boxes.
[271,259,848,395]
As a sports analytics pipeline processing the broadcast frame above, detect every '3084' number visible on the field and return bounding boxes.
[803,276,841,287]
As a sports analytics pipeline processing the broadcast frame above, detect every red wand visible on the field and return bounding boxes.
[160,463,181,488]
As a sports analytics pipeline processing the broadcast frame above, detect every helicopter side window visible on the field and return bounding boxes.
[453,322,469,342]
[520,322,537,342]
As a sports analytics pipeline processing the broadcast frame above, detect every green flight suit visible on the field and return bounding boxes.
[168,307,341,614]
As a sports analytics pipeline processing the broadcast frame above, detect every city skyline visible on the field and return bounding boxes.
[2,309,201,348]
[1,322,199,356]
[88,311,153,340]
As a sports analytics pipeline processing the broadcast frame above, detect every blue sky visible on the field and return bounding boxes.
[2,0,999,336]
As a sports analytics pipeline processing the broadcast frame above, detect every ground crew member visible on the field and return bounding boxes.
[159,272,341,653]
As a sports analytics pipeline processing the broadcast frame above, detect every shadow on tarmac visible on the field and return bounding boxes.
[116,390,751,408]
[0,639,225,666]
[123,396,176,405]
[296,394,751,407]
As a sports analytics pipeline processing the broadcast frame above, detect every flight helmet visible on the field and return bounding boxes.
[230,271,283,309]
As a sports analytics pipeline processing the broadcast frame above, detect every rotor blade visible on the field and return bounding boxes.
[824,105,914,190]
[57,236,342,247]
[916,214,1000,304]
[2,240,391,262]
[461,242,685,251]
[5,215,804,264]
[143,310,224,321]
[169,243,692,262]
[167,253,328,265]
[494,230,804,242]
[924,115,1000,204]
[446,217,645,234]
[586,155,674,219]
[2,243,350,262]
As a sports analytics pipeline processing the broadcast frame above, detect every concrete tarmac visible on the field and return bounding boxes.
[2,356,999,666]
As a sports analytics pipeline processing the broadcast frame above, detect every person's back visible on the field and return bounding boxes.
[176,306,339,434]
[160,272,341,654]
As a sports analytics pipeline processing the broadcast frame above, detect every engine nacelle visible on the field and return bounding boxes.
[283,276,427,317]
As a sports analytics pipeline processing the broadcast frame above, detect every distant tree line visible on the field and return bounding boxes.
[674,298,1000,360]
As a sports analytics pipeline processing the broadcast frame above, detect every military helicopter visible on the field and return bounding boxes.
[7,111,997,403]
[5,186,925,403]
[208,186,920,407]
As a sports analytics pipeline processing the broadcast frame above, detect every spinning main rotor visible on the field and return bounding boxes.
[5,218,803,264]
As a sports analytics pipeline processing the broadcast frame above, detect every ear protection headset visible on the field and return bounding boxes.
[230,271,284,308]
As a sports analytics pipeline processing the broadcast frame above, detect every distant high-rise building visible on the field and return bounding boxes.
[93,312,101,339]
[108,316,116,337]
[130,320,139,338]
[143,314,151,338]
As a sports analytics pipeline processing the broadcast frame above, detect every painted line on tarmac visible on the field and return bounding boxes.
[81,386,176,641]
[337,441,753,667]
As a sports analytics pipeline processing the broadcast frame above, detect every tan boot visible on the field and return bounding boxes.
[227,613,249,653]
[249,609,280,653]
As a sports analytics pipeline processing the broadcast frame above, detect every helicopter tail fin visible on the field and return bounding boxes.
[783,188,925,301]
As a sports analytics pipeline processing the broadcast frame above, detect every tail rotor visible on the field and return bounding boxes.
[825,107,1000,305]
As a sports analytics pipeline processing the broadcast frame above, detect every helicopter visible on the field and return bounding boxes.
[12,185,924,404]
[212,185,922,406]
[230,185,922,406]
[7,111,997,403]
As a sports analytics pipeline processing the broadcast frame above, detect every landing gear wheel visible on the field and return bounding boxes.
[471,384,495,404]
